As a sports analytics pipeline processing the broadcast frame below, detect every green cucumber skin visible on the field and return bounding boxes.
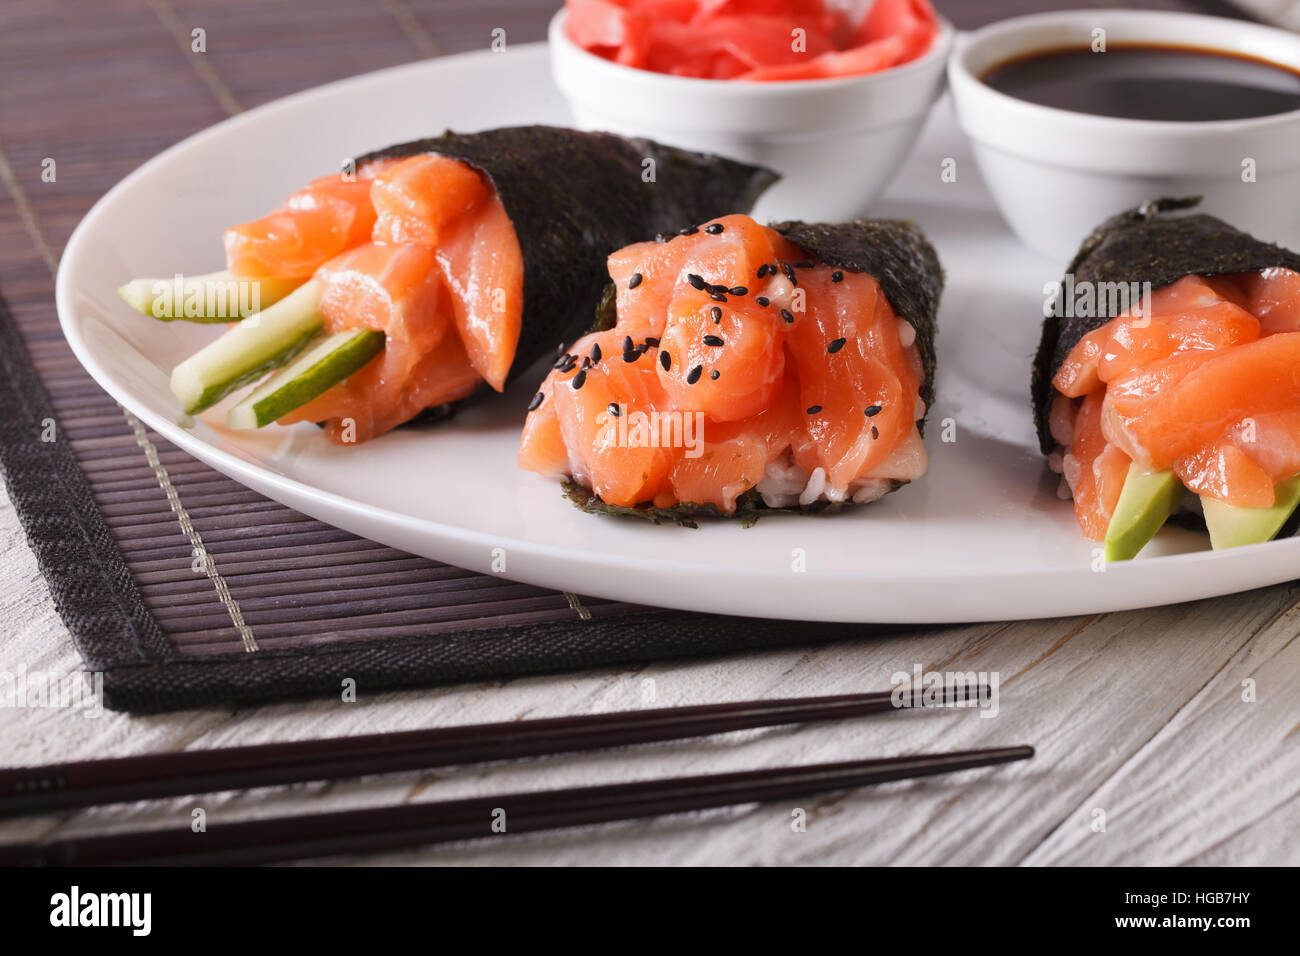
[184,325,322,414]
[119,272,301,323]
[171,279,325,415]
[231,330,385,428]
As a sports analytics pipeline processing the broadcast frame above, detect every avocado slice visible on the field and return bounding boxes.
[226,328,385,430]
[1104,464,1183,562]
[170,279,324,414]
[1201,475,1300,550]
[118,270,301,322]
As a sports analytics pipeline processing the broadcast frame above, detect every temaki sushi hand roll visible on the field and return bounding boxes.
[126,126,776,444]
[1034,198,1300,558]
[518,213,942,523]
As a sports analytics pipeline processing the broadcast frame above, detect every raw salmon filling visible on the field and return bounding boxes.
[1049,268,1300,538]
[518,214,928,513]
[224,154,523,443]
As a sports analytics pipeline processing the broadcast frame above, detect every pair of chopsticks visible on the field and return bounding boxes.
[0,685,1030,865]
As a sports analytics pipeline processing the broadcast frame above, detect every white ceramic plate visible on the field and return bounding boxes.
[56,44,1300,623]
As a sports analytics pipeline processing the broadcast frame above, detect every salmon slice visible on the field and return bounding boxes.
[1104,332,1300,471]
[371,155,491,247]
[1176,441,1275,508]
[655,288,785,422]
[1095,302,1260,382]
[1064,391,1131,540]
[314,242,448,354]
[786,268,915,492]
[606,214,798,338]
[547,330,679,508]
[224,162,393,279]
[435,191,524,391]
[1240,266,1300,333]
[669,437,769,511]
[1053,275,1257,397]
[1221,408,1300,482]
[670,371,803,510]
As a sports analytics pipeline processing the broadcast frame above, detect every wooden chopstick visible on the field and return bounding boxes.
[0,685,988,819]
[0,746,1032,866]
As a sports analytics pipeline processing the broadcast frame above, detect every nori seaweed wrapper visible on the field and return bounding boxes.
[1032,198,1300,453]
[568,218,944,525]
[358,126,778,385]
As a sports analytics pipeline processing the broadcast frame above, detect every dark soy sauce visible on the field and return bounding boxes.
[982,44,1300,121]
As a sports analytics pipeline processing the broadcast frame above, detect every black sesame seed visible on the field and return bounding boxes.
[527,392,544,412]
[831,270,844,283]
[756,296,770,307]
[571,368,587,390]
[687,273,706,290]
[710,306,722,323]
[623,335,634,353]
[827,337,846,354]
[780,308,794,324]
[589,342,601,362]
[687,365,703,385]
[608,403,621,417]
[709,291,728,303]
[623,350,639,363]
[710,369,720,380]
[756,263,771,278]
[553,352,575,370]
[644,336,659,347]
[729,286,748,296]
[581,356,592,370]
[655,233,669,243]
[660,350,671,371]
[781,261,798,286]
[628,273,643,289]
[678,226,699,236]
[704,223,724,234]
[864,404,882,417]
[806,405,823,415]
[703,335,724,347]
[870,425,879,440]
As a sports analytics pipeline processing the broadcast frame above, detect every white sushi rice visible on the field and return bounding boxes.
[755,423,927,508]
[898,319,916,347]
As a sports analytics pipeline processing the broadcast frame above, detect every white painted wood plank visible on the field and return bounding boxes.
[2,486,1298,865]
[1022,598,1300,865]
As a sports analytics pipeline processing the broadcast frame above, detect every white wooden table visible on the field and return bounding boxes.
[3,487,1296,865]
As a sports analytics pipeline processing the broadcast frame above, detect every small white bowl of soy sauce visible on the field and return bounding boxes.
[948,9,1300,258]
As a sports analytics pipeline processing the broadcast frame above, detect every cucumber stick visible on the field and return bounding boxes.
[170,279,324,414]
[227,329,385,429]
[118,270,302,322]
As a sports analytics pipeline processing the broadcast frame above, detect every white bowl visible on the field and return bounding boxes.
[949,9,1300,259]
[548,8,953,222]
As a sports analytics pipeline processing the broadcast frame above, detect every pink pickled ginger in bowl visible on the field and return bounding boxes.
[565,0,940,82]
